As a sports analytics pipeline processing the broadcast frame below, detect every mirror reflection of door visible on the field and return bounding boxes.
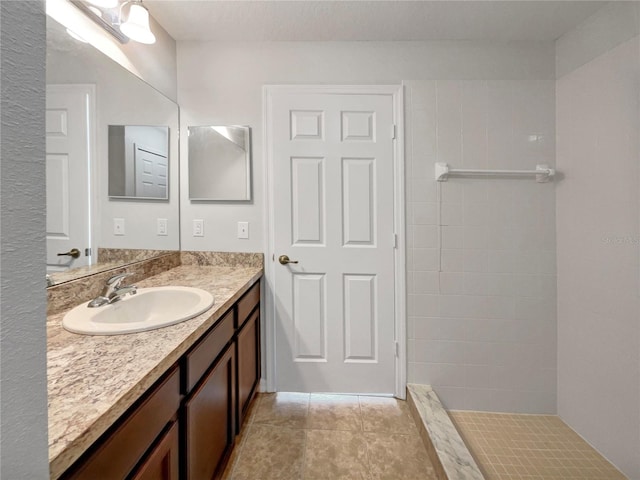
[108,125,169,199]
[46,84,93,272]
[134,144,168,198]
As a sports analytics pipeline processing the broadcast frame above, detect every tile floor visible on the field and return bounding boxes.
[448,411,627,480]
[222,393,437,480]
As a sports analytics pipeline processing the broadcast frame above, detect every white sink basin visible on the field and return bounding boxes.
[62,286,215,335]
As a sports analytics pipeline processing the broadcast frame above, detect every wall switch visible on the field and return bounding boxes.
[193,219,204,237]
[157,218,168,236]
[114,218,125,236]
[237,221,249,239]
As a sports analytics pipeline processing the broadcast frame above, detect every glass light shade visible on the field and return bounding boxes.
[120,3,156,44]
[66,28,89,43]
[86,0,119,8]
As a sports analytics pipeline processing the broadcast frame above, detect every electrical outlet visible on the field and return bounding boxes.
[157,218,168,236]
[193,219,204,237]
[114,218,125,236]
[237,221,249,239]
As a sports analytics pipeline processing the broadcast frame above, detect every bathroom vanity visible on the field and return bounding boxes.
[47,259,263,480]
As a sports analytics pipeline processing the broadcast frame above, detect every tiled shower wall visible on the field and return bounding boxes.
[405,80,557,413]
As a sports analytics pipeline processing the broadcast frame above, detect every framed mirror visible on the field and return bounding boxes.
[108,125,170,200]
[188,125,251,201]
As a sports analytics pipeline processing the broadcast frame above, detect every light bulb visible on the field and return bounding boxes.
[120,2,156,44]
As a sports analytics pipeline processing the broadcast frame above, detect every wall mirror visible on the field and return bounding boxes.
[188,125,252,201]
[108,125,170,199]
[46,15,179,285]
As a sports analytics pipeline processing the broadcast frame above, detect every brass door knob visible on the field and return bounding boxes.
[57,248,81,259]
[278,255,298,265]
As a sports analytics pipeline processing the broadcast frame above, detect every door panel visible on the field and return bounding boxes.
[271,91,396,393]
[291,157,325,245]
[46,85,92,271]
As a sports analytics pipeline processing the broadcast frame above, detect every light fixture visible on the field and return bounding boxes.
[66,28,89,43]
[119,1,156,44]
[86,0,119,8]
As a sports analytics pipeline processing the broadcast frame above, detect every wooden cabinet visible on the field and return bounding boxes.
[62,368,180,480]
[185,346,235,480]
[130,422,179,480]
[61,278,261,480]
[237,308,260,428]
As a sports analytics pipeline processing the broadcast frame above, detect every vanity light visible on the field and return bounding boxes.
[119,0,156,45]
[86,0,119,8]
[66,28,89,43]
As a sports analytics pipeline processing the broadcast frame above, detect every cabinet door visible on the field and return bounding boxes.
[130,422,179,480]
[237,308,260,428]
[185,346,235,480]
[63,368,180,480]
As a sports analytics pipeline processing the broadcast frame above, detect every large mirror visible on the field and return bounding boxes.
[188,125,252,201]
[46,16,180,283]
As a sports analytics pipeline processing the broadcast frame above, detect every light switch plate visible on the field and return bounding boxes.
[193,219,204,237]
[237,221,249,239]
[114,218,125,236]
[157,218,168,236]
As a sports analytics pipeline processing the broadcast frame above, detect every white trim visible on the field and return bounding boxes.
[262,84,407,397]
[392,85,407,399]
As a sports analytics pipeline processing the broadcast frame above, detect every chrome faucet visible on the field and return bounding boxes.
[88,272,137,308]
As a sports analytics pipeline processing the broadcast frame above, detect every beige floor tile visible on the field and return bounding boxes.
[303,430,370,480]
[307,394,363,431]
[365,432,436,480]
[359,396,418,434]
[230,424,306,480]
[253,392,310,428]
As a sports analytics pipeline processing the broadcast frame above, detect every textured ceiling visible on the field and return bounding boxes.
[145,1,606,42]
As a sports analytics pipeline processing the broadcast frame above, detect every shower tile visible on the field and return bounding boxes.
[448,411,627,480]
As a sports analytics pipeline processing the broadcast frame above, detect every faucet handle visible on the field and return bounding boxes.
[106,272,133,288]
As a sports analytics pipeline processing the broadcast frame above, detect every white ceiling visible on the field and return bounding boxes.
[145,1,607,42]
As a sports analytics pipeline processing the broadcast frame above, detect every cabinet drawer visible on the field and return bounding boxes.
[237,281,260,328]
[64,367,180,480]
[185,309,234,393]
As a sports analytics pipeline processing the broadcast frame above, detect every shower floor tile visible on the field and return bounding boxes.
[223,393,437,480]
[448,411,627,480]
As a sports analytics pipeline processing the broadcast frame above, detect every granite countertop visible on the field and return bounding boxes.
[47,264,263,479]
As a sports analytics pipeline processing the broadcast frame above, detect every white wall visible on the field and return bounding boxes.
[178,40,554,253]
[47,26,180,252]
[0,1,50,477]
[46,0,177,101]
[556,4,640,478]
[177,40,558,412]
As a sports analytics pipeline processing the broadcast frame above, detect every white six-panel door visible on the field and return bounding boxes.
[269,89,399,394]
[46,85,93,271]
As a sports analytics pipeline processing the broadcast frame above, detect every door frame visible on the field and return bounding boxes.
[46,84,97,268]
[262,85,406,398]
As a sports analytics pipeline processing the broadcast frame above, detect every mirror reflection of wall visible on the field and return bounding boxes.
[108,125,169,199]
[188,125,251,201]
[46,16,180,276]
